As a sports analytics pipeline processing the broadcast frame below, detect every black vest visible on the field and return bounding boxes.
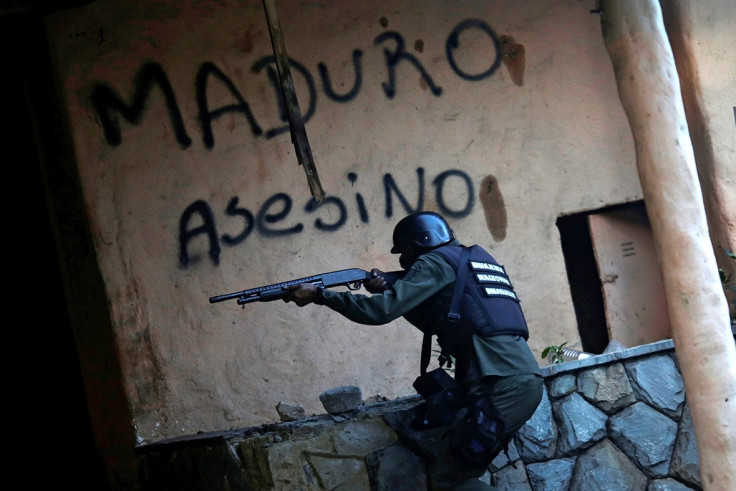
[403,244,529,371]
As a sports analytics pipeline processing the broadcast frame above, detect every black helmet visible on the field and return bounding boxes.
[391,211,455,253]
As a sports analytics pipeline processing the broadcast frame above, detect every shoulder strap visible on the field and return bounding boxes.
[447,245,471,324]
[420,330,432,375]
[420,245,472,375]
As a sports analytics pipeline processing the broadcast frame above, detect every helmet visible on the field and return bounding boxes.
[391,211,455,253]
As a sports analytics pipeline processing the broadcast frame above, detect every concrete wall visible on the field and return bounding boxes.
[45,0,640,440]
[137,334,725,490]
[38,0,734,484]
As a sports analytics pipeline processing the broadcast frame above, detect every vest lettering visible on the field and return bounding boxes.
[475,273,512,287]
[484,287,519,301]
[470,261,506,274]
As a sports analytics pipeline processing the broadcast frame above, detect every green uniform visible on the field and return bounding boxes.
[319,240,540,383]
[318,240,543,489]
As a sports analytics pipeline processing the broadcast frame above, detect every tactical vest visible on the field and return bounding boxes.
[403,244,529,375]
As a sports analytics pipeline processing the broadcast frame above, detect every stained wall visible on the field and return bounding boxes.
[42,0,732,454]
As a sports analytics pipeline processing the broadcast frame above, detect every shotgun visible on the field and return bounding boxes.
[209,269,405,307]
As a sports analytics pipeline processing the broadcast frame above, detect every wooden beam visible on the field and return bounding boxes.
[600,0,736,487]
[262,0,325,203]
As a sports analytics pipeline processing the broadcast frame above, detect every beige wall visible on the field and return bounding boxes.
[43,0,731,445]
[664,0,736,276]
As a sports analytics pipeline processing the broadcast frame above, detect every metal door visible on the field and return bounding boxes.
[588,205,671,347]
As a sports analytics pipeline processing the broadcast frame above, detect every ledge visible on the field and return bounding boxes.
[541,324,736,377]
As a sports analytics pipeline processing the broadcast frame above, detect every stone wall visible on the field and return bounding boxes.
[137,332,736,490]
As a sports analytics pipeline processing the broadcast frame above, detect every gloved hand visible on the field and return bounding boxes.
[365,269,389,294]
[282,283,319,306]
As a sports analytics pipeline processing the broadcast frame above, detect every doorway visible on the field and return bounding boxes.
[557,201,671,353]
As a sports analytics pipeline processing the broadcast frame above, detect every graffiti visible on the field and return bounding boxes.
[383,168,426,217]
[179,167,475,267]
[87,18,500,267]
[179,200,220,267]
[256,193,306,237]
[90,19,503,149]
[319,50,364,103]
[197,62,264,147]
[433,170,475,217]
[347,172,370,223]
[374,31,442,98]
[222,197,254,246]
[251,56,316,140]
[446,19,502,81]
[91,62,193,148]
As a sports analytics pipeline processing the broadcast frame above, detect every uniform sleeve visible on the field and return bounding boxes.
[319,252,456,325]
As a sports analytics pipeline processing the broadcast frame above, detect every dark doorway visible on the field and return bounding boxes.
[557,209,610,354]
[556,200,667,354]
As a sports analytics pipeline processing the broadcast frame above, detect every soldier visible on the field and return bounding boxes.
[285,211,543,490]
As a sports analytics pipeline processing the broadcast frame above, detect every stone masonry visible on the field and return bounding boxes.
[137,329,736,490]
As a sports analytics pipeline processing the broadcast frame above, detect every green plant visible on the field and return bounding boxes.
[541,342,568,365]
[719,247,736,323]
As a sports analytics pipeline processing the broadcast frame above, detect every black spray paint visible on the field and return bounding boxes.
[90,19,502,149]
[179,167,475,267]
[87,19,502,268]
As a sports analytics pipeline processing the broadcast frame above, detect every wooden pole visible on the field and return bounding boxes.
[600,1,736,488]
[262,0,325,203]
